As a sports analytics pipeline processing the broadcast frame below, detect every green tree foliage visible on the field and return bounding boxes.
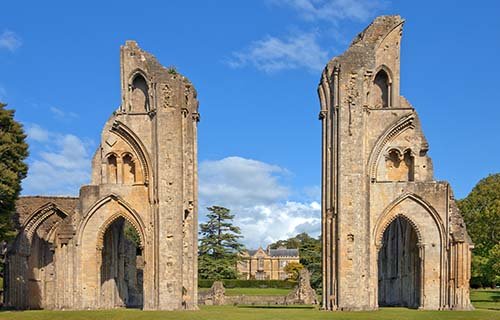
[123,221,141,248]
[0,102,28,243]
[458,173,500,287]
[270,232,322,291]
[199,206,244,280]
[283,261,304,281]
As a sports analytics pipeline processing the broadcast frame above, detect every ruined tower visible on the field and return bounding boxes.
[318,16,473,311]
[5,41,200,310]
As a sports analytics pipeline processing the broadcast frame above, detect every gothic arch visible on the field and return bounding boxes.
[370,65,393,109]
[105,153,119,184]
[127,69,150,112]
[20,203,69,254]
[373,65,393,84]
[128,69,149,87]
[96,212,145,250]
[373,193,445,247]
[104,151,119,159]
[110,121,152,186]
[367,114,415,182]
[76,194,148,309]
[376,213,422,248]
[77,194,147,246]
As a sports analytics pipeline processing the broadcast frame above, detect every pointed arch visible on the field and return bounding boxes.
[129,71,150,112]
[96,212,144,250]
[373,64,394,84]
[77,194,147,247]
[110,121,152,186]
[367,114,415,182]
[377,213,423,248]
[128,68,149,86]
[105,153,119,184]
[373,193,445,247]
[22,203,69,244]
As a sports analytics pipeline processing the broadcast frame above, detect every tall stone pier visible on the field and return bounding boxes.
[318,15,473,311]
[5,41,200,310]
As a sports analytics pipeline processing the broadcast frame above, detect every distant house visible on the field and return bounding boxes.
[238,246,299,280]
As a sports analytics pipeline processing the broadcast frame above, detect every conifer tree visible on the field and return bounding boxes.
[198,206,244,280]
[0,102,28,243]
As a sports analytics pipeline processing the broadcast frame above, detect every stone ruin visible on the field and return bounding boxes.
[200,281,226,306]
[1,15,473,313]
[318,15,473,311]
[4,41,200,310]
[286,269,318,305]
[199,270,318,306]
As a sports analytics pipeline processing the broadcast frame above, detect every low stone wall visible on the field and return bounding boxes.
[199,292,292,306]
[198,290,213,304]
[199,271,318,306]
[225,295,287,306]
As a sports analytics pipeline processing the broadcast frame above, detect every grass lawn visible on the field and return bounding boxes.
[471,289,500,311]
[0,290,498,320]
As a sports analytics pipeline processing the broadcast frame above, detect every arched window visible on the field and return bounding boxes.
[122,154,136,184]
[107,154,118,184]
[374,69,390,108]
[130,74,149,112]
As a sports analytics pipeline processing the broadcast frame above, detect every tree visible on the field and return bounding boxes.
[270,232,322,290]
[283,261,304,281]
[198,206,244,280]
[0,102,28,243]
[458,173,500,287]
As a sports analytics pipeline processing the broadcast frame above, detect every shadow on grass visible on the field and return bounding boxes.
[236,305,316,309]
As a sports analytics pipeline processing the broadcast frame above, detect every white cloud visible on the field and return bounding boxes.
[269,0,387,22]
[26,124,50,142]
[50,106,79,120]
[200,156,289,206]
[199,156,320,248]
[0,30,22,52]
[22,125,92,196]
[227,31,328,73]
[237,201,321,247]
[229,0,387,73]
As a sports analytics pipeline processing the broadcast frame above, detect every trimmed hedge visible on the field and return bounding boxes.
[198,279,297,289]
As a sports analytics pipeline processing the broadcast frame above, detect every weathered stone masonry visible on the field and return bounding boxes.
[319,16,473,311]
[4,41,200,310]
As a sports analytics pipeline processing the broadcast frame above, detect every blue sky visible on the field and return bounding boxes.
[1,1,499,247]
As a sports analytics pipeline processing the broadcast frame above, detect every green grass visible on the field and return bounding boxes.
[471,289,500,311]
[0,306,498,320]
[0,289,498,320]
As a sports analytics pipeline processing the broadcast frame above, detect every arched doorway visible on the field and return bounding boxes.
[99,217,144,308]
[378,216,420,308]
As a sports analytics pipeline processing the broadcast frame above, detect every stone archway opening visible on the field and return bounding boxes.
[377,216,420,308]
[100,217,144,309]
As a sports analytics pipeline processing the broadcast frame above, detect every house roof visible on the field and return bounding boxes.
[268,248,299,257]
[245,247,299,258]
